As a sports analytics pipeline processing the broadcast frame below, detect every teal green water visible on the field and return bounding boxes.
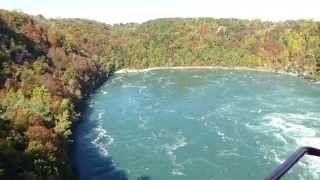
[73,69,320,180]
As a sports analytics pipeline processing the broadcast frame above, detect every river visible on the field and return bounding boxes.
[73,69,320,180]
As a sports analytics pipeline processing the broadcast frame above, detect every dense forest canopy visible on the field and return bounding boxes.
[0,9,319,179]
[111,18,320,76]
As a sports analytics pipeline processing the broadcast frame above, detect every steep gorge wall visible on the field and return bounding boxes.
[0,10,319,179]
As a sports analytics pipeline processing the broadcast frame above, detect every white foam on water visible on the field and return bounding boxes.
[171,166,185,176]
[157,76,176,87]
[194,110,216,128]
[202,145,209,151]
[217,103,234,112]
[98,90,108,95]
[218,148,240,157]
[266,114,317,140]
[161,131,188,176]
[269,148,283,164]
[192,75,202,78]
[127,97,138,104]
[148,130,171,144]
[157,77,165,83]
[248,112,320,179]
[97,111,105,120]
[122,84,147,89]
[216,129,226,142]
[147,132,160,142]
[153,109,176,113]
[273,132,288,145]
[91,126,114,157]
[183,115,198,121]
[302,156,320,179]
[214,125,236,143]
[138,114,148,130]
[138,87,146,95]
[164,80,175,86]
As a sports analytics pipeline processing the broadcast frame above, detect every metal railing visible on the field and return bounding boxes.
[266,146,320,180]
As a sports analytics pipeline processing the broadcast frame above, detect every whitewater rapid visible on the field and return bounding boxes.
[74,69,320,180]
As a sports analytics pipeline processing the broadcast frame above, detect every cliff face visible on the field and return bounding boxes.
[0,10,319,179]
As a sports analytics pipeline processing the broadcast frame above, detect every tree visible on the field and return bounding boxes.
[30,86,52,124]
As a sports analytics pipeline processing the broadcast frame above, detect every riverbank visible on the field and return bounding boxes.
[115,66,299,77]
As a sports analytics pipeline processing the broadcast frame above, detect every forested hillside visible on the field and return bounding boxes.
[0,10,319,179]
[111,18,320,78]
[0,10,113,179]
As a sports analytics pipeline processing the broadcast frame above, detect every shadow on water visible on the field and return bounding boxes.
[137,175,152,180]
[71,100,152,180]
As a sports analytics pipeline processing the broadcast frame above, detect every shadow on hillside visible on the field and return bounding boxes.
[72,101,152,180]
[0,16,45,64]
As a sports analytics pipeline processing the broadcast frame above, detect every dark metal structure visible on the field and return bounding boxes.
[266,146,320,180]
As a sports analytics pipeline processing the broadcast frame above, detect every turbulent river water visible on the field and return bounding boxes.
[73,69,320,180]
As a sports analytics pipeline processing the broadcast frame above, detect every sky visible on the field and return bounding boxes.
[1,0,319,24]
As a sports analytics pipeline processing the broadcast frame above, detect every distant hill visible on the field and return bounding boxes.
[111,18,320,77]
[0,9,319,179]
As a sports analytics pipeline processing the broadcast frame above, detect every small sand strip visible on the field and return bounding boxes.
[114,66,298,77]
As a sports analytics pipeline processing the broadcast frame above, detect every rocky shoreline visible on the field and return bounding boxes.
[115,66,299,76]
